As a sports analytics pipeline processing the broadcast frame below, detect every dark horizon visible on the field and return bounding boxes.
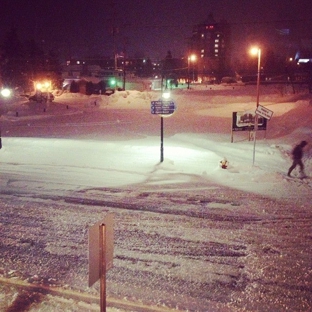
[1,0,312,61]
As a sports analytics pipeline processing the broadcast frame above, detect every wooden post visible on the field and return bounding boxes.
[99,224,106,312]
[231,115,234,143]
[160,117,164,162]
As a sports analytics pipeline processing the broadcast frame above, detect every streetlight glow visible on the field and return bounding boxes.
[250,46,262,165]
[1,88,12,98]
[249,47,261,107]
[162,91,171,99]
[250,47,260,56]
[187,54,197,89]
[188,54,196,62]
[35,81,51,91]
[44,81,51,89]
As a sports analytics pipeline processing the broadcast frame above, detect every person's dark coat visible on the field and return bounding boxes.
[292,141,307,160]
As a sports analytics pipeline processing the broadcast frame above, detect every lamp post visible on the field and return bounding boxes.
[159,90,171,162]
[0,88,12,149]
[187,54,196,89]
[250,47,261,165]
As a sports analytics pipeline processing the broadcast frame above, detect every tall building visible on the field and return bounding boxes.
[189,14,231,82]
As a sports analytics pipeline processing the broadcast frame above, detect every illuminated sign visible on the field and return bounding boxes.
[232,111,267,131]
[151,100,176,115]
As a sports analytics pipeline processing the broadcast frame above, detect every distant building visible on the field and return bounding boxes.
[189,13,231,82]
[293,39,312,88]
[61,59,125,91]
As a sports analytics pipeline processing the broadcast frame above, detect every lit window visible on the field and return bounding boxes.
[201,34,204,38]
[298,58,310,63]
[215,39,219,43]
[215,44,218,48]
[215,49,218,53]
[201,49,204,53]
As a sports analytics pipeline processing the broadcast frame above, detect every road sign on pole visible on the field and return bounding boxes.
[89,213,114,312]
[151,100,177,162]
[255,105,273,120]
[88,213,114,287]
[151,100,176,115]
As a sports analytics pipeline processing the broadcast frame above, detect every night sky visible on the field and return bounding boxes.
[1,0,312,61]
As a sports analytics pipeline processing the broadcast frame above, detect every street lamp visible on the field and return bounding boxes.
[250,47,261,165]
[187,54,196,89]
[250,47,261,108]
[0,88,12,98]
[162,90,170,99]
[0,88,12,149]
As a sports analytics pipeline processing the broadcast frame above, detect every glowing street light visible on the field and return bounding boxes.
[0,88,12,98]
[162,90,170,99]
[250,47,261,108]
[250,47,261,165]
[35,80,51,91]
[0,87,12,149]
[187,54,197,89]
[44,81,51,89]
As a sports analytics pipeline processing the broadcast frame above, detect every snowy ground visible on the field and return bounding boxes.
[0,83,312,311]
[1,83,312,199]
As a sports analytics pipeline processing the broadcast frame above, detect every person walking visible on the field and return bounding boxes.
[287,140,308,177]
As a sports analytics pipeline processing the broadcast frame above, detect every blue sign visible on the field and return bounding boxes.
[151,100,176,115]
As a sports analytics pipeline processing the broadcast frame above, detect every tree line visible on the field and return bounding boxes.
[0,28,62,91]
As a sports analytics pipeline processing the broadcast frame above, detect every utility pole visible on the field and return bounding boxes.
[112,26,118,71]
[110,0,119,89]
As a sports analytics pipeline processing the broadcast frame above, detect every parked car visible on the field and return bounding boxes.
[29,92,54,103]
[221,76,237,84]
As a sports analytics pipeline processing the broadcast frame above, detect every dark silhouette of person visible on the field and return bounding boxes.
[287,140,308,177]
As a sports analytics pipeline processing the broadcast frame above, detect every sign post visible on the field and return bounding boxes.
[160,116,164,162]
[255,105,274,120]
[89,213,114,312]
[231,111,267,143]
[232,105,273,164]
[151,99,176,162]
[99,223,106,312]
[151,100,176,115]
